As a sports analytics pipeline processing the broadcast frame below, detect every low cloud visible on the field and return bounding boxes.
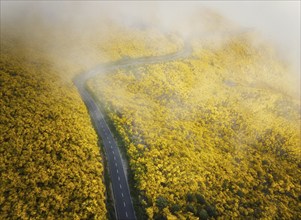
[1,1,300,75]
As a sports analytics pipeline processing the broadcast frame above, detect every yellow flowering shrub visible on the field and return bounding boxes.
[89,36,300,219]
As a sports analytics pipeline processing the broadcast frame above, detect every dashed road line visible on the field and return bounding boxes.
[118,176,120,181]
[114,156,116,160]
[76,43,191,220]
[120,184,122,189]
[115,162,117,167]
[123,201,126,207]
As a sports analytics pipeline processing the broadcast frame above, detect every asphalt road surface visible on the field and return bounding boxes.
[74,44,191,220]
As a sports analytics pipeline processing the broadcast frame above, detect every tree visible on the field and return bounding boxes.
[156,196,169,210]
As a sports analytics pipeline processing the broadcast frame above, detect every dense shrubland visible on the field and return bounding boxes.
[1,7,300,219]
[89,36,301,219]
[1,21,182,219]
[99,25,182,60]
[0,38,108,219]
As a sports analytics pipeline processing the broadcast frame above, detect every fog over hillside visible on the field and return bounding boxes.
[1,1,300,91]
[1,2,300,219]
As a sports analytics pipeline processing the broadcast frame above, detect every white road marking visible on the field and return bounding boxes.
[120,184,122,189]
[115,162,117,167]
[118,176,120,181]
[117,169,119,174]
[112,151,115,155]
[79,47,188,192]
[114,156,116,160]
[126,212,128,218]
[123,201,126,207]
[121,193,124,198]
[109,141,111,144]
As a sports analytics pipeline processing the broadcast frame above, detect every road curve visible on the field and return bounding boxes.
[74,43,191,220]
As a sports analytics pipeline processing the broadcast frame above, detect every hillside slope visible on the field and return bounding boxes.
[0,38,107,219]
[88,36,301,219]
[0,22,182,219]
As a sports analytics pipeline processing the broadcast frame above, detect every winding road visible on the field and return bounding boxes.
[74,43,191,220]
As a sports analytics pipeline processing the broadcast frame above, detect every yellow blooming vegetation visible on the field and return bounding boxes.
[0,37,107,219]
[0,22,181,219]
[18,23,182,82]
[88,35,301,219]
[98,25,182,60]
